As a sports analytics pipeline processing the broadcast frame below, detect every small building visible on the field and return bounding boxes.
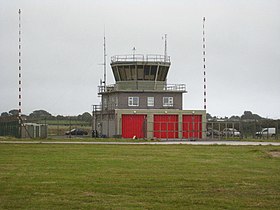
[93,54,206,139]
[21,123,48,139]
[0,116,48,139]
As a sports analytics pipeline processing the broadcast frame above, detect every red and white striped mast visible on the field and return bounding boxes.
[18,9,22,116]
[202,17,207,111]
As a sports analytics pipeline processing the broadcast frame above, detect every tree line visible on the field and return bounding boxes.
[1,109,92,123]
[207,111,266,121]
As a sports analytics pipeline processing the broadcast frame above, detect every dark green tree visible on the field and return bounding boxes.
[29,110,52,119]
[78,112,92,122]
[1,112,9,117]
[9,109,19,116]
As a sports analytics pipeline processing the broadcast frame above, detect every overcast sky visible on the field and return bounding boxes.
[0,0,279,118]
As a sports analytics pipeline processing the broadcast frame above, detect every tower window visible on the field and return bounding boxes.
[147,97,154,107]
[128,97,139,106]
[163,97,173,107]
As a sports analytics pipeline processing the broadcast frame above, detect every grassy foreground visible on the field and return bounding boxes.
[0,144,279,209]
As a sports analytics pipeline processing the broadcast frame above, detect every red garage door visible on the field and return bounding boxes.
[154,115,178,139]
[183,115,202,139]
[122,114,147,138]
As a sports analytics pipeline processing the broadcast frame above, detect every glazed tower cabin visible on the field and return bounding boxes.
[93,54,206,139]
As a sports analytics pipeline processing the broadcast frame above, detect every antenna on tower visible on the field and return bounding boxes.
[103,28,107,89]
[202,17,207,110]
[18,9,22,116]
[164,34,167,62]
[132,47,136,61]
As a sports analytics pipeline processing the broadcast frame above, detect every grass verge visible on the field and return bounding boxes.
[0,144,279,209]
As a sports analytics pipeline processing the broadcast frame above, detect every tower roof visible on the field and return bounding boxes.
[110,54,171,82]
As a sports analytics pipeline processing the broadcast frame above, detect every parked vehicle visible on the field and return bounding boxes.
[207,128,222,137]
[65,128,88,136]
[222,128,241,137]
[256,128,276,138]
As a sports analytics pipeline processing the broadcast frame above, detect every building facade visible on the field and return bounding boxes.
[93,54,206,139]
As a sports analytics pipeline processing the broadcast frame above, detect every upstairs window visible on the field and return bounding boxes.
[147,97,154,107]
[163,97,173,107]
[128,97,139,106]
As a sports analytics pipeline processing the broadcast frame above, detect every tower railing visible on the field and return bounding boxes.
[165,84,186,91]
[111,54,171,63]
[98,83,186,93]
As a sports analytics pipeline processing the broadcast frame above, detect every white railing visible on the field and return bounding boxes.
[111,54,171,63]
[98,84,115,93]
[164,84,186,91]
[98,83,186,93]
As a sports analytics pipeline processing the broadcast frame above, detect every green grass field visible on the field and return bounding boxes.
[0,144,279,209]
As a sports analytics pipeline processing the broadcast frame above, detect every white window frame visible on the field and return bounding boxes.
[128,97,139,106]
[163,97,173,107]
[147,97,154,107]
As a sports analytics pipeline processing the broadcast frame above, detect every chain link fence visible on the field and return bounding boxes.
[0,116,20,138]
[25,117,91,137]
[2,115,278,141]
[206,120,279,140]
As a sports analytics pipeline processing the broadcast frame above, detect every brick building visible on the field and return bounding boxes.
[93,54,206,139]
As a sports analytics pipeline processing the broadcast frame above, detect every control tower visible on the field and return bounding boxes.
[93,54,206,139]
[98,54,186,111]
[110,54,171,91]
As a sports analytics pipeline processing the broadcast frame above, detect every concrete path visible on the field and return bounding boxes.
[1,140,280,146]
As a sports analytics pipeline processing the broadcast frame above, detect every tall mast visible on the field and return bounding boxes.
[103,30,107,88]
[18,9,22,116]
[202,17,207,111]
